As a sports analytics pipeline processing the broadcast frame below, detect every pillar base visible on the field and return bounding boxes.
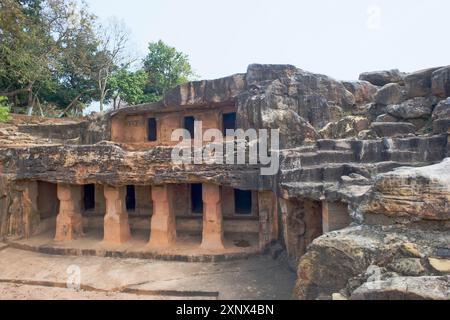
[103,214,131,244]
[200,233,225,250]
[54,213,83,241]
[147,214,176,248]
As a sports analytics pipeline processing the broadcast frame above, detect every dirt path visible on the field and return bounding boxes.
[0,248,294,300]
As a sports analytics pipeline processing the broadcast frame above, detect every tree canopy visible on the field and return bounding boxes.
[0,0,197,116]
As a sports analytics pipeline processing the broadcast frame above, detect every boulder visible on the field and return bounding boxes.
[293,225,450,300]
[376,113,398,122]
[431,98,450,134]
[432,98,450,120]
[163,73,246,107]
[342,80,378,105]
[433,119,450,134]
[374,83,405,105]
[431,66,450,98]
[428,258,450,274]
[387,258,425,276]
[370,122,416,137]
[386,96,438,119]
[319,116,370,139]
[360,158,450,222]
[246,64,297,85]
[359,69,404,86]
[404,67,443,98]
[350,276,450,300]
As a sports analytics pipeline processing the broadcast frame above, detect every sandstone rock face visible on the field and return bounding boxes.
[386,96,437,119]
[359,69,404,86]
[163,73,246,107]
[350,276,450,300]
[237,65,356,147]
[319,116,369,139]
[245,64,297,85]
[370,122,416,137]
[404,67,443,98]
[342,81,377,105]
[431,66,450,98]
[360,158,450,223]
[293,225,450,300]
[374,83,405,105]
[432,98,450,120]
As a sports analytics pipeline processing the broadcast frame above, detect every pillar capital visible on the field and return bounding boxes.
[151,185,169,202]
[202,183,220,204]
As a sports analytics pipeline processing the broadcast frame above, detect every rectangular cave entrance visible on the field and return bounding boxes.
[222,112,236,135]
[83,184,95,211]
[147,118,157,142]
[126,185,136,212]
[234,189,252,215]
[191,183,203,214]
[37,181,59,235]
[184,116,195,138]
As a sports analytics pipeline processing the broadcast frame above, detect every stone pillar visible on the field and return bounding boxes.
[55,184,83,241]
[103,186,130,244]
[148,185,176,248]
[94,184,106,214]
[258,191,278,250]
[200,183,224,250]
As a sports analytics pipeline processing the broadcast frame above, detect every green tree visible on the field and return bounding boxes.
[142,40,196,102]
[0,96,11,122]
[109,68,147,109]
[0,0,123,115]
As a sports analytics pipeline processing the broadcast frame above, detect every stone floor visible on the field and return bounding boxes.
[8,229,261,262]
[0,247,295,300]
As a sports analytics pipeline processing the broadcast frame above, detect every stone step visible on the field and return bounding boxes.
[299,150,356,167]
[280,164,347,183]
[280,160,436,184]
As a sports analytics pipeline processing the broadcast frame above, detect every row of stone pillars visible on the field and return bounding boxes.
[54,183,225,250]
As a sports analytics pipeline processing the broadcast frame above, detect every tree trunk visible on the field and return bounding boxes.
[59,93,82,118]
[26,89,34,116]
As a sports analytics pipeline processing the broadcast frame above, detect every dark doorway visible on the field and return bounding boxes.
[126,185,136,211]
[83,184,95,211]
[223,112,236,135]
[184,116,195,138]
[147,118,157,141]
[234,189,252,215]
[191,183,203,214]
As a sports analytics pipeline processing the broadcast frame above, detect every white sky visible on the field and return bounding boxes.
[85,0,449,82]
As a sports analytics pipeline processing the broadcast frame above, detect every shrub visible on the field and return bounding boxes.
[0,96,11,123]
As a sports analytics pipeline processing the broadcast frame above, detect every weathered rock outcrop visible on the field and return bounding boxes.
[404,67,443,98]
[163,73,246,107]
[374,83,405,105]
[293,225,450,300]
[360,158,450,223]
[431,66,450,98]
[350,276,450,300]
[359,69,404,87]
[386,96,437,120]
